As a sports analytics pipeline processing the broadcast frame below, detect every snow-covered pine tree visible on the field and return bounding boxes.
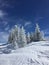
[14,25,20,48]
[40,31,45,40]
[35,23,40,33]
[34,23,42,41]
[26,32,31,43]
[14,25,19,43]
[33,23,45,41]
[8,25,20,49]
[8,28,15,43]
[8,28,16,49]
[19,26,27,47]
[30,32,34,42]
[16,26,21,48]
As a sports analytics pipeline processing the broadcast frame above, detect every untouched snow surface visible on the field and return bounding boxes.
[0,41,49,65]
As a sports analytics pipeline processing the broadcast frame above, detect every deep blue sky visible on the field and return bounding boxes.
[0,0,49,43]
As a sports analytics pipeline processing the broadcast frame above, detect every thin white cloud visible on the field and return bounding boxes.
[24,22,32,27]
[43,29,49,35]
[0,10,4,18]
[0,31,9,43]
[1,21,8,26]
[45,36,49,41]
[42,29,49,41]
[34,17,43,22]
[0,10,7,19]
[5,25,10,31]
[0,10,8,30]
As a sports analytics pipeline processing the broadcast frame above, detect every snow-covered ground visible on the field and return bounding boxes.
[0,41,49,65]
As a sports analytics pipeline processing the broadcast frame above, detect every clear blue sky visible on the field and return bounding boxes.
[0,0,49,43]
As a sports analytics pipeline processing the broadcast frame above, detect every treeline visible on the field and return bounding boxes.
[7,23,44,49]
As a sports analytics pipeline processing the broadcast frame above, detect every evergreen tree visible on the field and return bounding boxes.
[35,23,40,33]
[14,25,20,48]
[34,23,41,41]
[40,31,45,40]
[34,23,45,41]
[8,28,15,43]
[8,28,16,49]
[30,32,34,42]
[27,32,30,43]
[19,26,27,47]
[14,25,19,43]
[8,25,20,49]
[16,26,21,47]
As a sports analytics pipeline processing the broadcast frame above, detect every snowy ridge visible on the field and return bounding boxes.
[0,41,49,65]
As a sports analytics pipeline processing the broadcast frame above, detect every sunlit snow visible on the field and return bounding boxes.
[0,41,49,65]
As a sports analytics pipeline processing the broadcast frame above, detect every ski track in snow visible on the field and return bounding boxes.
[0,41,49,65]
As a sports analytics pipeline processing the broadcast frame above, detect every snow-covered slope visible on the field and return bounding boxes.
[0,41,49,65]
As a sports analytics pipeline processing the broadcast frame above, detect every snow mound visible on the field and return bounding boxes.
[0,41,49,65]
